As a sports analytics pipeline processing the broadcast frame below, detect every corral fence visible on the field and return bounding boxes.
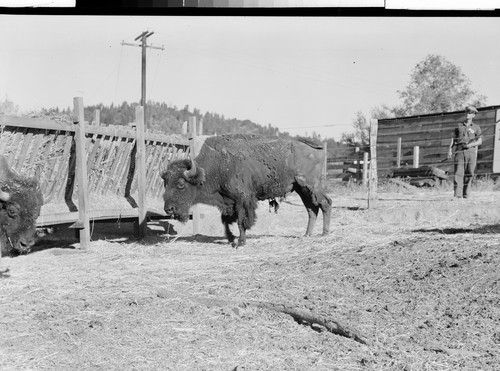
[326,106,500,188]
[0,97,193,248]
[326,152,370,185]
[377,106,500,179]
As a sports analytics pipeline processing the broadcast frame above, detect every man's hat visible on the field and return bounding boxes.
[465,105,478,114]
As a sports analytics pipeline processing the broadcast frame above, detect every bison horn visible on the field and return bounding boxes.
[183,158,197,179]
[0,189,10,202]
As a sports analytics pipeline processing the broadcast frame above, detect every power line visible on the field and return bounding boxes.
[285,123,356,129]
[160,35,400,95]
[148,49,164,101]
[114,46,123,104]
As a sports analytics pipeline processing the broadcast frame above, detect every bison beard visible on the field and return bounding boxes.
[161,134,331,247]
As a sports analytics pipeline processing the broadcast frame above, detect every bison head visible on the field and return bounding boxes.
[0,157,43,256]
[161,158,205,223]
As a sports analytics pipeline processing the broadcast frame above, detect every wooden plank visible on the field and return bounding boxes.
[89,135,112,193]
[0,128,12,155]
[151,144,172,198]
[135,140,155,195]
[368,119,378,206]
[189,116,200,235]
[86,123,189,146]
[113,139,134,194]
[0,115,190,146]
[37,134,56,192]
[14,131,33,173]
[93,109,100,125]
[413,146,419,168]
[37,207,172,227]
[85,133,102,184]
[378,121,496,141]
[40,133,65,196]
[0,115,73,132]
[135,106,147,238]
[7,129,25,167]
[102,138,129,194]
[493,109,500,173]
[131,140,152,193]
[44,135,73,204]
[396,137,401,168]
[73,97,90,249]
[94,137,118,194]
[362,152,368,186]
[150,144,169,199]
[117,141,135,195]
[25,132,46,178]
[114,139,134,195]
[145,144,162,193]
[378,132,496,146]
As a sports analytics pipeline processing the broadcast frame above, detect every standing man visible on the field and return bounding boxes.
[448,105,482,199]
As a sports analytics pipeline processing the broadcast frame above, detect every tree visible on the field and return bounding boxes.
[341,111,369,147]
[0,96,19,115]
[341,54,488,146]
[397,54,487,116]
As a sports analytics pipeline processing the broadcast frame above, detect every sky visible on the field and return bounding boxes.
[1,15,500,140]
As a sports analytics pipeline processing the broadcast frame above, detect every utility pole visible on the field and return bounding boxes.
[122,31,164,129]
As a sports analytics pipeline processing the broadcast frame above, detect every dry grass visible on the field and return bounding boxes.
[1,188,500,370]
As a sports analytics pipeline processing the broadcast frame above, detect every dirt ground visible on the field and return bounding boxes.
[1,187,500,370]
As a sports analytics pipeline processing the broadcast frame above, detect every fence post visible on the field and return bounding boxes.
[196,118,203,137]
[322,140,328,181]
[413,146,419,168]
[188,116,200,235]
[363,152,369,187]
[397,137,402,168]
[355,147,361,182]
[73,97,90,249]
[93,109,100,125]
[135,106,147,238]
[368,119,378,208]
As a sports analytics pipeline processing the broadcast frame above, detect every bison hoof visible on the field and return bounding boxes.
[0,267,10,278]
[231,241,245,249]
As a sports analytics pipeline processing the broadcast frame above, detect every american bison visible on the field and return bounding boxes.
[161,134,331,247]
[0,155,43,257]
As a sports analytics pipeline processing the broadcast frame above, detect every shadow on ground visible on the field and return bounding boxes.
[332,206,365,211]
[31,220,181,254]
[413,224,500,235]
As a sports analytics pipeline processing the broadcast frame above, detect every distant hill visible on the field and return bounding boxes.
[82,101,282,138]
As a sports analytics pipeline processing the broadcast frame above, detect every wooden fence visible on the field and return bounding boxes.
[377,106,500,177]
[327,107,500,187]
[0,97,191,247]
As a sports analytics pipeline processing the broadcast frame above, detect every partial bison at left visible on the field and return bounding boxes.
[0,155,43,256]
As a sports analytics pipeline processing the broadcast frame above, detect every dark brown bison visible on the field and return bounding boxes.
[161,134,331,247]
[0,155,43,257]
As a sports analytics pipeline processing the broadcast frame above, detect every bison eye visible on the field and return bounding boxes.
[177,179,186,189]
[7,205,19,218]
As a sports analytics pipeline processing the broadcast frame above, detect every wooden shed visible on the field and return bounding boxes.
[376,105,500,178]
